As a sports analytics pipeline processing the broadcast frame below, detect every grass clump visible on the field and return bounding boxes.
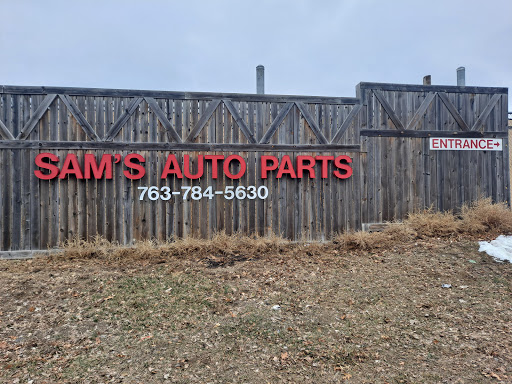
[60,231,290,263]
[337,198,512,251]
[405,209,460,238]
[335,224,416,251]
[460,197,512,235]
[59,198,512,257]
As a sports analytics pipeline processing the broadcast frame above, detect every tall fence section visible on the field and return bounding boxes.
[0,82,509,255]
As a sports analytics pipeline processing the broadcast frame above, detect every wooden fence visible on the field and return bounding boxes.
[0,82,509,256]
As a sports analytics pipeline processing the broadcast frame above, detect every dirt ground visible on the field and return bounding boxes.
[1,239,511,384]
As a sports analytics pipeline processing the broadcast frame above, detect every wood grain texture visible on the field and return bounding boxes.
[295,102,328,144]
[186,99,221,142]
[259,102,294,144]
[0,118,14,140]
[144,97,182,143]
[59,94,101,141]
[104,97,144,141]
[438,92,470,131]
[0,83,508,251]
[16,94,57,140]
[223,99,256,144]
[373,91,405,130]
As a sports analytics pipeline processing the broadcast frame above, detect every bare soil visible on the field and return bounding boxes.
[1,239,511,383]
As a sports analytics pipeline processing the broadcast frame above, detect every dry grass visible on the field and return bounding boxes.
[2,238,511,383]
[405,209,460,238]
[333,198,512,251]
[2,199,512,383]
[335,224,416,251]
[60,231,290,265]
[460,197,512,235]
[57,198,512,257]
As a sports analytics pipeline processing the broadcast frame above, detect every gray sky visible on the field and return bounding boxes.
[1,0,511,109]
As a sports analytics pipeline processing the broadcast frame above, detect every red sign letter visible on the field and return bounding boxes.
[84,154,113,179]
[183,155,204,179]
[314,156,334,178]
[124,153,146,180]
[59,154,84,179]
[297,156,316,178]
[276,155,297,179]
[161,155,183,179]
[261,156,279,179]
[224,155,246,179]
[205,155,224,179]
[34,153,60,180]
[333,155,353,179]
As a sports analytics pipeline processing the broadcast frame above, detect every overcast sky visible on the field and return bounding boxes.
[1,0,511,109]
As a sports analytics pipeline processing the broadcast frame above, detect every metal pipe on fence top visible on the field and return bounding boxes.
[256,65,264,94]
[457,67,466,86]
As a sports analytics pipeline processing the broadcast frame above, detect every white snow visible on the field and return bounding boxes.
[478,235,512,262]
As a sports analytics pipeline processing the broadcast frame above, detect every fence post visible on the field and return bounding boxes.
[256,65,265,94]
[457,67,465,86]
[423,75,431,85]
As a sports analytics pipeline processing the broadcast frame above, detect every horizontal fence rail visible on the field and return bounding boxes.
[0,82,509,254]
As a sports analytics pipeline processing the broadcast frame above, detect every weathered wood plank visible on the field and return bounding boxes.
[224,102,233,235]
[59,94,101,141]
[233,101,243,234]
[255,102,265,236]
[0,118,14,140]
[96,98,106,240]
[0,250,59,259]
[215,104,224,234]
[405,92,436,130]
[1,85,360,104]
[360,130,506,138]
[175,100,184,237]
[223,99,256,144]
[58,96,69,245]
[270,102,280,236]
[471,94,502,132]
[1,95,12,250]
[76,97,87,240]
[438,92,470,131]
[295,102,328,144]
[20,97,31,249]
[373,91,405,130]
[259,102,294,144]
[185,99,221,143]
[182,101,191,238]
[144,96,182,143]
[67,95,79,242]
[104,97,143,141]
[331,104,362,143]
[358,82,507,96]
[49,100,59,247]
[198,100,208,238]
[0,140,363,151]
[16,94,57,140]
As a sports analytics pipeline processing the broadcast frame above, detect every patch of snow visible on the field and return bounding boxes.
[478,235,512,262]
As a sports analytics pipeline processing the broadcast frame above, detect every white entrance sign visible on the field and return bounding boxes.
[429,138,502,151]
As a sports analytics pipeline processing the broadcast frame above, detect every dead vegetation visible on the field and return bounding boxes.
[460,198,512,234]
[405,209,459,238]
[1,198,512,383]
[54,198,512,259]
[59,232,290,264]
[335,197,512,251]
